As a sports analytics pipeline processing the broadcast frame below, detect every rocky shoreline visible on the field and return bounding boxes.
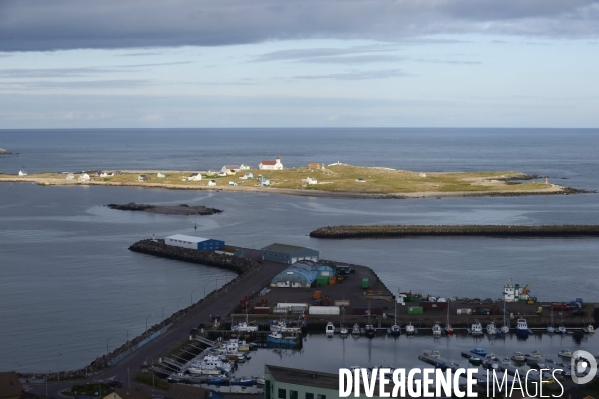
[0,147,15,155]
[310,224,599,239]
[107,202,222,215]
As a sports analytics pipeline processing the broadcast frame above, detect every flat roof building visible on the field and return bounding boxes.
[261,243,319,265]
[165,234,224,251]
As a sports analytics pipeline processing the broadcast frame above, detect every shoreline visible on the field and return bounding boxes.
[0,176,585,199]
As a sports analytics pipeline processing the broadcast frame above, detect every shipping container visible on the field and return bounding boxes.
[252,306,270,314]
[272,307,288,314]
[308,306,340,315]
[457,308,472,315]
[362,278,369,289]
[313,299,323,306]
[290,306,306,314]
[261,299,268,306]
[407,306,424,315]
[329,277,336,285]
[334,300,351,308]
[313,291,322,299]
[322,298,330,306]
[351,307,384,315]
[276,303,308,309]
[316,276,329,287]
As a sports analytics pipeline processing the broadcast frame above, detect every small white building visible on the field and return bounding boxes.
[78,173,90,182]
[157,172,165,178]
[239,164,250,170]
[66,173,75,180]
[228,181,237,186]
[302,177,317,185]
[165,234,225,250]
[100,171,114,177]
[419,172,427,178]
[221,165,241,174]
[259,157,283,170]
[18,170,27,176]
[355,178,366,183]
[187,173,202,181]
[207,180,217,186]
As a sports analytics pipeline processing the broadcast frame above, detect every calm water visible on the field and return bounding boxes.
[1,128,598,372]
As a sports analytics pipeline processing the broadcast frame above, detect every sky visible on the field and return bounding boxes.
[0,0,598,128]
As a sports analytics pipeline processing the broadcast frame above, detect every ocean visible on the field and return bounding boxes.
[0,128,598,372]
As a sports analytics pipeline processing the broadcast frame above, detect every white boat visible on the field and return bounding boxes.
[530,350,543,359]
[486,322,497,335]
[188,355,231,375]
[547,305,555,333]
[340,325,349,336]
[471,321,483,336]
[558,349,573,358]
[515,318,529,337]
[390,324,401,336]
[270,320,301,333]
[432,322,442,336]
[587,324,595,333]
[511,352,525,362]
[405,322,415,335]
[430,350,441,358]
[502,357,512,365]
[325,322,335,335]
[231,321,258,332]
[556,324,567,334]
[220,338,250,352]
[351,324,360,335]
[445,301,453,335]
[500,297,510,334]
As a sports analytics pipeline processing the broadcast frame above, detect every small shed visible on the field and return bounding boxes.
[78,173,90,181]
[18,170,27,176]
[187,173,202,181]
[207,180,217,186]
[66,173,75,180]
[138,174,150,182]
[157,172,165,178]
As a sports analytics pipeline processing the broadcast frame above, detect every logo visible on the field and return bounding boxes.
[572,350,597,385]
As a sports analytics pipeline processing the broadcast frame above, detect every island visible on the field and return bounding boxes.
[0,164,582,199]
[0,147,14,155]
[107,203,222,215]
[310,224,599,238]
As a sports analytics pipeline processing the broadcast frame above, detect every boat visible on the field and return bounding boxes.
[502,357,512,365]
[582,324,595,334]
[364,324,375,338]
[188,355,231,375]
[556,323,567,334]
[351,324,361,335]
[471,347,487,357]
[511,352,525,362]
[500,297,510,334]
[444,301,453,336]
[432,322,442,336]
[515,318,529,337]
[207,377,227,385]
[266,332,300,345]
[405,322,415,335]
[486,322,497,335]
[325,322,335,335]
[231,312,258,332]
[270,320,301,333]
[529,350,543,359]
[230,377,253,386]
[469,357,482,366]
[471,321,483,336]
[399,291,422,303]
[390,296,401,336]
[547,305,555,333]
[255,377,265,385]
[558,349,573,358]
[431,350,441,358]
[340,325,349,336]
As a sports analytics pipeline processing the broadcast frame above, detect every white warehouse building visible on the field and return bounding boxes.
[165,234,225,251]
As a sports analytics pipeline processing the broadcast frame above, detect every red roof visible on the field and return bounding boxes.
[261,160,276,165]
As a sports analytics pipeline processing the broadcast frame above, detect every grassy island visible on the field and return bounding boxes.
[0,164,577,198]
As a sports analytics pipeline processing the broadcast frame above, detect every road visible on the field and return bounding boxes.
[26,252,286,398]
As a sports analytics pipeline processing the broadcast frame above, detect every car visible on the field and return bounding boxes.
[211,315,221,321]
[198,323,206,329]
[107,381,122,388]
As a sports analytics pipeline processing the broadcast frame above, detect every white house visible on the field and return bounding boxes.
[66,173,75,180]
[138,174,150,182]
[239,164,250,170]
[207,180,217,186]
[187,173,202,181]
[78,173,90,182]
[304,177,317,185]
[100,171,114,177]
[221,165,241,174]
[259,157,283,170]
[228,181,237,186]
[18,170,27,176]
[157,172,165,178]
[217,171,227,177]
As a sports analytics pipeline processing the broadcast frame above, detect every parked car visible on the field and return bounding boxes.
[211,315,221,321]
[107,381,123,388]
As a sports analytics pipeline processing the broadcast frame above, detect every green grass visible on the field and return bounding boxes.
[135,372,170,390]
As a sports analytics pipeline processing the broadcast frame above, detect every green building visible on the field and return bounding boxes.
[265,365,385,399]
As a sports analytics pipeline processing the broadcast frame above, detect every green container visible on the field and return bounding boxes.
[407,306,424,315]
[316,276,329,287]
[362,278,369,289]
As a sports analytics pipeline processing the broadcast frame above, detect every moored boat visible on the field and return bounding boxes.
[471,347,487,357]
[267,332,300,345]
[432,322,442,337]
[486,322,497,335]
[364,324,375,338]
[515,318,529,337]
[405,322,415,335]
[325,322,335,336]
[390,323,401,336]
[511,352,525,362]
[558,349,573,358]
[351,323,361,335]
[471,321,483,336]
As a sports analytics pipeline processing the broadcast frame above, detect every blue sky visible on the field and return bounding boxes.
[1,0,598,128]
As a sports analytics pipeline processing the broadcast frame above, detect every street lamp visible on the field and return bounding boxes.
[161,305,167,321]
[145,315,152,333]
[107,336,114,355]
[126,325,135,349]
[176,297,184,311]
[191,288,197,306]
[203,280,216,298]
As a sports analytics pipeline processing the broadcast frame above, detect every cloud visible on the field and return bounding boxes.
[413,59,481,65]
[118,52,165,57]
[0,79,156,90]
[292,69,410,80]
[1,0,598,51]
[0,62,190,78]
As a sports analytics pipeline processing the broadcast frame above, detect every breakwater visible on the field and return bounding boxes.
[129,239,259,273]
[310,225,599,239]
[107,203,222,216]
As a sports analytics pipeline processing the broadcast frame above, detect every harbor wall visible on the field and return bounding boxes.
[310,224,599,239]
[107,324,171,366]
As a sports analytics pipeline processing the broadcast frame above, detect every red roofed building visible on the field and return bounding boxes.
[259,157,283,170]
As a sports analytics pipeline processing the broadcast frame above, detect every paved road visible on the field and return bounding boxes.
[27,255,286,398]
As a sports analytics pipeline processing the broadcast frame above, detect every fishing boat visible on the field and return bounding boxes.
[340,325,349,336]
[511,352,525,362]
[405,322,415,335]
[432,322,442,337]
[486,322,497,335]
[529,350,543,359]
[230,377,253,386]
[582,324,595,333]
[207,377,227,385]
[351,324,361,336]
[231,311,259,332]
[515,318,529,337]
[558,349,573,358]
[188,355,231,375]
[471,347,487,357]
[270,320,301,333]
[556,323,567,334]
[325,322,335,336]
[399,291,422,303]
[266,332,300,345]
[364,324,375,338]
[444,301,453,336]
[469,357,482,366]
[502,357,512,365]
[547,306,555,333]
[471,321,483,336]
[500,297,510,334]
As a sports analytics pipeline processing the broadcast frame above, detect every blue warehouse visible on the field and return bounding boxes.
[165,234,224,251]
